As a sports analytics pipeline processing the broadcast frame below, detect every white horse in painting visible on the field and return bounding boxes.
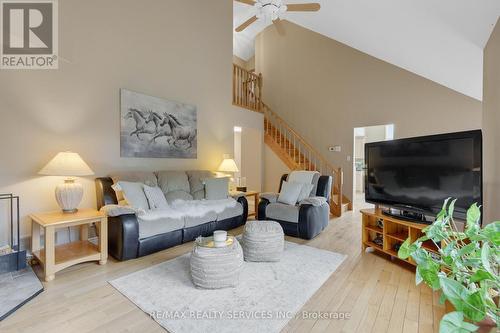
[145,111,172,143]
[162,113,196,148]
[124,108,155,140]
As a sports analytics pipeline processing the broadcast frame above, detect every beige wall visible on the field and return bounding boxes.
[233,55,255,71]
[233,55,248,69]
[263,146,290,192]
[0,0,263,243]
[255,21,482,201]
[483,18,500,223]
[240,127,263,192]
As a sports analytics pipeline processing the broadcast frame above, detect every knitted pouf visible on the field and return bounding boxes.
[242,220,284,262]
[190,238,244,289]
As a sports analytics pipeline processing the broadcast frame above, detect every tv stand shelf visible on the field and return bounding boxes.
[361,208,437,266]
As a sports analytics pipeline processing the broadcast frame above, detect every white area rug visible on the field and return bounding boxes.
[109,241,346,333]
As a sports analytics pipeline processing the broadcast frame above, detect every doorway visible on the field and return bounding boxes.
[353,124,394,209]
[233,126,263,214]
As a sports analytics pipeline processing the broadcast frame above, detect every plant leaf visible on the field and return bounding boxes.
[418,263,441,290]
[463,291,486,322]
[411,248,429,266]
[447,198,457,218]
[480,221,500,246]
[439,276,488,322]
[439,276,469,312]
[465,203,481,238]
[470,269,495,283]
[481,243,494,276]
[398,238,413,259]
[439,312,478,333]
[415,266,423,285]
[457,243,476,257]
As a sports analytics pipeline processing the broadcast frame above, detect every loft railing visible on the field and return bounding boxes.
[263,105,344,216]
[232,64,263,112]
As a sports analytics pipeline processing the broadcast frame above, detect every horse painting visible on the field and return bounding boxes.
[162,113,197,148]
[145,110,172,143]
[125,108,156,140]
[120,89,197,158]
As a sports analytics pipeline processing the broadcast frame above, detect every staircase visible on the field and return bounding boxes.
[232,64,352,216]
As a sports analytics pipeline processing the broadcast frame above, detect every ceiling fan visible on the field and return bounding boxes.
[235,0,321,35]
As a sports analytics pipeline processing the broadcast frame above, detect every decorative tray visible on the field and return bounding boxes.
[195,235,235,248]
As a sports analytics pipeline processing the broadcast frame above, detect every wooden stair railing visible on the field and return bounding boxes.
[263,105,348,216]
[233,64,263,112]
[232,63,351,216]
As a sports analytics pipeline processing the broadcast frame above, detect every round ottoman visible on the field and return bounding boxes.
[190,237,244,289]
[242,220,284,262]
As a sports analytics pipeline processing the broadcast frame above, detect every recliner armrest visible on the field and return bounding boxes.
[237,196,249,222]
[100,204,137,217]
[260,192,279,203]
[107,214,139,261]
[298,203,330,240]
[299,196,327,207]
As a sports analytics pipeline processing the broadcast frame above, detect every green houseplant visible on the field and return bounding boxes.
[398,199,499,333]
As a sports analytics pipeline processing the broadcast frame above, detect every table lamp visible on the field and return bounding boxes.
[39,152,94,213]
[218,154,239,190]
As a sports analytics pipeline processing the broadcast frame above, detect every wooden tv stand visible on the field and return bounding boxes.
[360,208,439,266]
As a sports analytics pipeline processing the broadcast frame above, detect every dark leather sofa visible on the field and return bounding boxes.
[95,177,248,261]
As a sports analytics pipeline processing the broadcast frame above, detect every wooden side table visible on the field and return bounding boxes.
[30,208,107,282]
[231,190,259,218]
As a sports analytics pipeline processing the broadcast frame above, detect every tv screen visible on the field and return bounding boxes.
[365,130,482,220]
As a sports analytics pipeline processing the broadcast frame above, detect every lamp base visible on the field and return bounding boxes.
[55,179,83,213]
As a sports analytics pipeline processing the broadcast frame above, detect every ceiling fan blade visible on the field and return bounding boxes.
[235,0,256,5]
[235,15,258,32]
[273,18,285,36]
[286,3,321,11]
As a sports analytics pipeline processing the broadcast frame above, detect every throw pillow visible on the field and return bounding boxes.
[143,185,169,209]
[278,181,303,205]
[296,183,314,202]
[203,177,229,200]
[112,181,149,210]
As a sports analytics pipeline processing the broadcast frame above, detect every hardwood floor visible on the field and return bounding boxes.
[0,207,444,333]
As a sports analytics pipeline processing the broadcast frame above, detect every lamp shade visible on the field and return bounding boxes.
[39,152,94,177]
[218,158,239,173]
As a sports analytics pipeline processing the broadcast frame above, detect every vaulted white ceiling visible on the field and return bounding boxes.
[233,0,500,100]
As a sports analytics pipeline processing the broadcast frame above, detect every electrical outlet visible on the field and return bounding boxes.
[328,145,341,152]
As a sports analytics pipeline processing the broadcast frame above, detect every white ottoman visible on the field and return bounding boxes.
[190,237,244,289]
[242,220,284,262]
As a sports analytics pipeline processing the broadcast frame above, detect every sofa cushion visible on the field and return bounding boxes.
[165,191,194,202]
[111,171,157,202]
[137,213,185,239]
[278,181,303,205]
[217,202,244,221]
[204,177,229,200]
[186,170,215,200]
[143,185,169,209]
[266,202,299,223]
[113,181,149,210]
[156,171,193,203]
[287,171,320,197]
[185,211,218,228]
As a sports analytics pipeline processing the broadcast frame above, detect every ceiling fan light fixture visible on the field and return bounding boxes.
[254,0,287,23]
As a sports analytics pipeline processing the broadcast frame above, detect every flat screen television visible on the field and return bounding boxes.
[365,130,482,222]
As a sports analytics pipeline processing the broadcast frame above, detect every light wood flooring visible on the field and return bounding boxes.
[0,206,445,333]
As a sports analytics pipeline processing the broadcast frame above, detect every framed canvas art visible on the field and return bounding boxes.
[120,89,197,158]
